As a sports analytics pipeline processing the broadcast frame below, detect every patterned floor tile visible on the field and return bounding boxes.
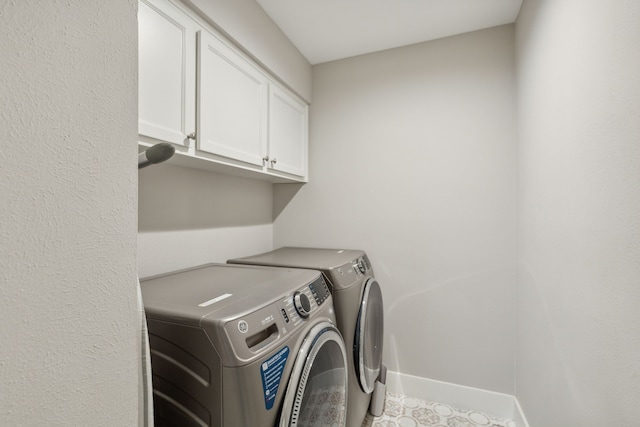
[361,392,515,427]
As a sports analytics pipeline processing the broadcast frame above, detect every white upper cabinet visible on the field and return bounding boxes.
[138,0,308,182]
[197,30,268,167]
[138,0,195,147]
[268,85,308,177]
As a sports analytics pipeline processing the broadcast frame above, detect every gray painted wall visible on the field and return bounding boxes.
[274,25,518,394]
[515,0,640,425]
[0,1,139,425]
[138,165,274,278]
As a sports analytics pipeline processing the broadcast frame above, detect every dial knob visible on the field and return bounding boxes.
[355,259,366,274]
[293,292,311,319]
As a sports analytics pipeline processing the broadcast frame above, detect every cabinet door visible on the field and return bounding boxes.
[198,30,268,167]
[268,85,308,178]
[138,0,196,146]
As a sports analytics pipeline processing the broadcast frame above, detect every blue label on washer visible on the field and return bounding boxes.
[260,346,289,410]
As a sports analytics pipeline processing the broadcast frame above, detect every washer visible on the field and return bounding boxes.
[229,247,384,427]
[140,263,348,427]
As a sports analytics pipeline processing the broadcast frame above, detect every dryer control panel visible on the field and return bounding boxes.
[353,255,371,277]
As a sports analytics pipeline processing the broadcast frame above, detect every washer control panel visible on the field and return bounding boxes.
[293,291,311,318]
[308,275,330,306]
[280,276,327,326]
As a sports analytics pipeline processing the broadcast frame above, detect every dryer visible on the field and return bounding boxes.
[229,247,384,427]
[140,263,348,427]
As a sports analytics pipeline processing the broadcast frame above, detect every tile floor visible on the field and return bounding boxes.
[361,392,515,427]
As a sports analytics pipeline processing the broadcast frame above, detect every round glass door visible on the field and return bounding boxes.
[355,278,384,394]
[280,322,348,427]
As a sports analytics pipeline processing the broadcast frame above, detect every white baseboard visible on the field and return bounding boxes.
[386,371,529,427]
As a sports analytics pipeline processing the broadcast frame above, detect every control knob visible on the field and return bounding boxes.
[293,291,311,319]
[355,258,366,274]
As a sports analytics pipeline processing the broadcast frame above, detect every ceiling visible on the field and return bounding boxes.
[255,0,523,65]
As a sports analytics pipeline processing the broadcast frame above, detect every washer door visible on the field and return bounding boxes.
[279,322,348,427]
[355,278,384,394]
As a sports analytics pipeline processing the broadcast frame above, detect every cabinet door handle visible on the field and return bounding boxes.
[263,156,269,163]
[270,158,277,165]
[186,132,196,140]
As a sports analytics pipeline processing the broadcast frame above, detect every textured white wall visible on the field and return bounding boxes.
[274,25,517,393]
[138,165,274,277]
[516,0,640,425]
[0,1,139,426]
[184,0,312,101]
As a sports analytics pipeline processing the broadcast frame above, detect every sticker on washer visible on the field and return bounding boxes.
[198,293,232,307]
[260,346,289,410]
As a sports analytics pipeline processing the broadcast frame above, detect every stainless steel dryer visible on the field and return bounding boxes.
[140,263,348,427]
[229,247,384,427]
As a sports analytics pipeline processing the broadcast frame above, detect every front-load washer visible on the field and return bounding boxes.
[229,247,384,427]
[140,263,348,427]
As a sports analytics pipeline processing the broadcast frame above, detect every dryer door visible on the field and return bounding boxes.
[279,322,348,427]
[355,278,384,394]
